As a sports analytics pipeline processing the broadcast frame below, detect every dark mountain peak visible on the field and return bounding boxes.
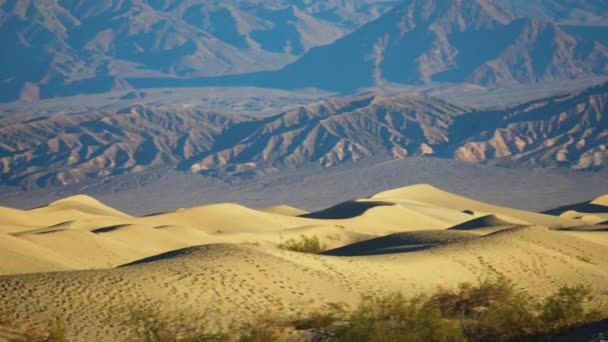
[393,0,514,33]
[274,0,608,91]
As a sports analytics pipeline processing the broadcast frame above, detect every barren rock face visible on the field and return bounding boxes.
[0,0,398,102]
[270,0,608,92]
[1,83,607,189]
[452,82,608,169]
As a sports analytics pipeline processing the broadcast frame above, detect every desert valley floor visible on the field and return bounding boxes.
[0,184,607,341]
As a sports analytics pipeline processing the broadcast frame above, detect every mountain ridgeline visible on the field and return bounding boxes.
[0,0,399,102]
[1,0,608,101]
[265,0,608,91]
[1,82,606,189]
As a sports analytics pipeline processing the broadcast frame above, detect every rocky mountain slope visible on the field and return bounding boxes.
[269,0,608,91]
[2,0,608,101]
[0,0,398,102]
[451,81,608,170]
[502,0,608,25]
[1,82,606,189]
[0,106,241,188]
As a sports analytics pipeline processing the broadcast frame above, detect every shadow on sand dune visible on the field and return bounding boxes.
[323,230,475,256]
[300,201,395,219]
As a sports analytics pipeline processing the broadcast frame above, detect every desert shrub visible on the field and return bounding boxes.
[334,277,601,341]
[240,241,261,246]
[438,281,604,342]
[462,297,541,342]
[576,255,593,264]
[237,316,288,342]
[290,302,348,330]
[127,308,226,342]
[539,284,602,330]
[45,316,69,342]
[331,293,466,342]
[277,235,327,254]
[433,276,516,319]
[1,316,69,342]
[129,308,177,342]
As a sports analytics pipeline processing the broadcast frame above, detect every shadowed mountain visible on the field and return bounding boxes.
[256,0,608,92]
[0,0,399,102]
[2,0,608,101]
[501,0,608,25]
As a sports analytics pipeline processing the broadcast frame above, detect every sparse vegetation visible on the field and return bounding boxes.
[329,278,605,342]
[290,303,348,330]
[6,280,605,342]
[127,307,227,342]
[277,235,327,254]
[237,317,287,342]
[539,284,602,330]
[576,255,593,264]
[240,241,261,247]
[331,293,466,342]
[0,316,69,342]
[45,316,69,342]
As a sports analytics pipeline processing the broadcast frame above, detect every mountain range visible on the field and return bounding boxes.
[2,0,608,101]
[0,0,398,101]
[257,0,608,91]
[1,81,606,189]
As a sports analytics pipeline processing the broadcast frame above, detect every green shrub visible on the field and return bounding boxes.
[462,297,541,342]
[331,293,466,342]
[127,308,226,342]
[277,235,327,254]
[45,316,68,342]
[433,276,516,319]
[21,280,602,342]
[237,317,287,342]
[539,284,602,330]
[0,316,69,342]
[290,302,348,330]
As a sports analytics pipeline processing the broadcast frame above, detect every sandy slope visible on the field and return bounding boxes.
[372,184,581,227]
[0,184,606,341]
[0,186,483,275]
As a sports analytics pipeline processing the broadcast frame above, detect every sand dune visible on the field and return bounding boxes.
[372,184,580,227]
[260,205,310,216]
[323,230,477,256]
[0,184,606,340]
[592,194,608,206]
[0,186,485,275]
[447,214,526,234]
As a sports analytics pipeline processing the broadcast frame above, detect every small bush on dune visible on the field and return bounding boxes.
[332,293,466,342]
[237,317,287,342]
[127,308,227,342]
[45,316,69,342]
[298,282,603,342]
[462,297,541,341]
[66,280,605,342]
[277,235,327,254]
[290,302,348,330]
[539,284,602,330]
[433,276,516,319]
[0,316,69,342]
